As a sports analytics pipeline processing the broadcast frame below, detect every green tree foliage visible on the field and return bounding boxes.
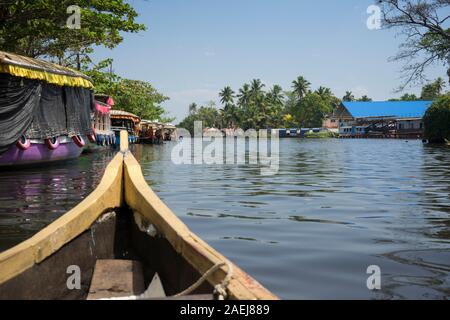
[343,92,372,102]
[188,103,198,115]
[219,86,237,128]
[294,93,333,128]
[113,79,171,121]
[379,0,450,87]
[0,1,173,122]
[315,86,332,100]
[343,91,355,101]
[266,85,285,128]
[399,93,418,101]
[357,95,372,102]
[292,76,311,99]
[388,94,415,101]
[421,77,447,100]
[179,75,339,131]
[84,59,172,122]
[0,0,145,66]
[178,106,222,134]
[423,95,450,143]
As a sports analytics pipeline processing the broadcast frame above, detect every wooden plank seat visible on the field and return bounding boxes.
[87,259,214,300]
[87,259,145,300]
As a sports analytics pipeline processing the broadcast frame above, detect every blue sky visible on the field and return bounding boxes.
[92,0,446,122]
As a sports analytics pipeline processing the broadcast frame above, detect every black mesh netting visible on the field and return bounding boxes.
[64,86,94,137]
[0,73,94,155]
[25,83,68,139]
[0,73,42,154]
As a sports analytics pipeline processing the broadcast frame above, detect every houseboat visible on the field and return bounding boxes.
[163,124,177,141]
[0,51,94,167]
[140,121,177,144]
[91,94,116,147]
[110,110,141,146]
[139,120,158,144]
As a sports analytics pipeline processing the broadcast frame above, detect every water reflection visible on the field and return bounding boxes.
[0,149,116,251]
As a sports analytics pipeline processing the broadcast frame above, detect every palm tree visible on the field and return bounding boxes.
[358,95,372,102]
[400,93,418,101]
[266,85,285,128]
[250,79,265,99]
[219,86,235,105]
[249,79,268,128]
[343,91,355,101]
[315,86,332,100]
[188,102,197,115]
[268,85,284,105]
[219,86,239,128]
[292,76,311,99]
[237,83,251,107]
[434,77,446,94]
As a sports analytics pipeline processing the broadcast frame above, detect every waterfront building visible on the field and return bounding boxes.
[323,101,432,138]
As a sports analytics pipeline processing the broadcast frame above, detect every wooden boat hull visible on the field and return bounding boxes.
[0,139,277,300]
[0,140,83,167]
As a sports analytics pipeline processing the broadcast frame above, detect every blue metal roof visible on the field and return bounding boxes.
[342,101,432,118]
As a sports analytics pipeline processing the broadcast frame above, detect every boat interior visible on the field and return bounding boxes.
[0,206,213,300]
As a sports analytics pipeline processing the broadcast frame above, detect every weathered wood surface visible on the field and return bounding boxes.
[0,211,117,299]
[0,153,123,286]
[123,154,278,300]
[87,259,145,300]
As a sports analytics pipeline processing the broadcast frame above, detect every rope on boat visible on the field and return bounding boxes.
[172,260,233,300]
[97,260,234,300]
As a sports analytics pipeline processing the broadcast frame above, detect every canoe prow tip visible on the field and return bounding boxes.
[120,130,129,153]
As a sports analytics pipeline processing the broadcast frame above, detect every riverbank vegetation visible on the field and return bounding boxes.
[423,95,450,144]
[304,131,338,139]
[179,76,342,133]
[0,0,172,122]
[178,76,448,134]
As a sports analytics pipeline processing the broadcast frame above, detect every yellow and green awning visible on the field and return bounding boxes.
[0,51,93,89]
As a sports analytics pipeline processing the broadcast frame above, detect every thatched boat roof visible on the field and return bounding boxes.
[110,110,141,123]
[0,51,93,88]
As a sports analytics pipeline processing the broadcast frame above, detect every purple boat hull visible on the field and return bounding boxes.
[0,142,83,167]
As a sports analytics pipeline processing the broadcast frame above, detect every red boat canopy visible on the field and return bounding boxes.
[95,101,111,115]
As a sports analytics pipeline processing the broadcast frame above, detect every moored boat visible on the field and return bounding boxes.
[139,120,176,144]
[0,131,277,300]
[0,51,94,167]
[110,110,141,146]
[139,120,158,144]
[162,123,177,141]
[90,94,116,148]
